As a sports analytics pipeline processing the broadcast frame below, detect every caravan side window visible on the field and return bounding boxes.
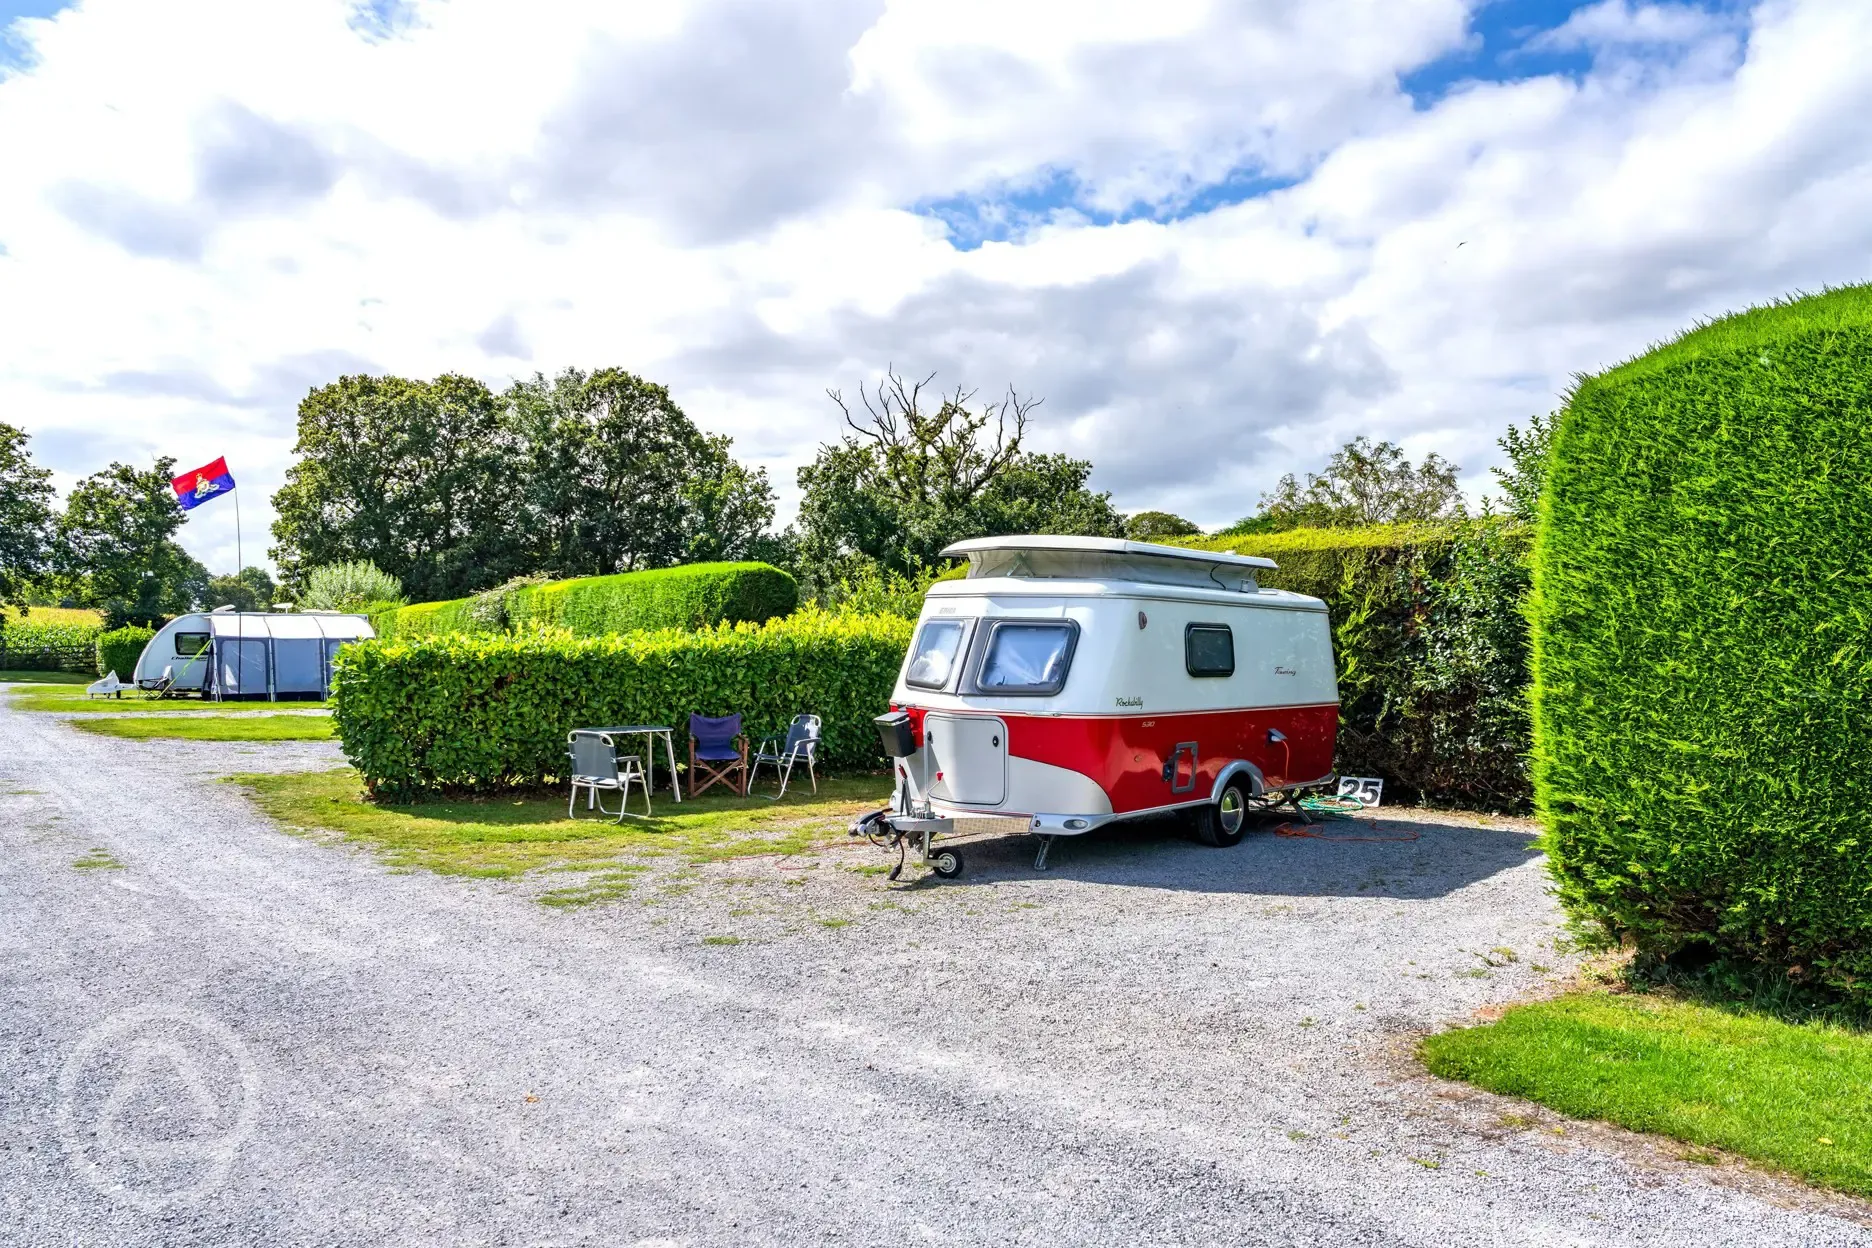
[174,633,210,657]
[1185,624,1234,677]
[906,619,968,690]
[974,621,1078,695]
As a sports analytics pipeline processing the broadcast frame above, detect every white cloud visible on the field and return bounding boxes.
[0,0,1870,575]
[1532,0,1730,50]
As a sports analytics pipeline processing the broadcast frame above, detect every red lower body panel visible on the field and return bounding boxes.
[1001,705,1338,815]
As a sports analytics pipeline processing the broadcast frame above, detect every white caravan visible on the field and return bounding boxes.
[855,536,1340,877]
[130,608,375,700]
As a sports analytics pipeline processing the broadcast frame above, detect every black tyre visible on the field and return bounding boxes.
[1194,777,1254,848]
[931,848,964,879]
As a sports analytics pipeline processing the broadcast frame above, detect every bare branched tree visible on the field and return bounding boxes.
[827,367,1042,509]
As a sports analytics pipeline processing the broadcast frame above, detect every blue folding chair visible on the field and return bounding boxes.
[688,713,748,797]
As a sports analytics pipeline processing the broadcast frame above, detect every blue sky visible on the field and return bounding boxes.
[0,0,67,70]
[1406,0,1612,102]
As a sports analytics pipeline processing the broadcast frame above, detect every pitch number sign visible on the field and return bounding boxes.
[1336,776,1384,807]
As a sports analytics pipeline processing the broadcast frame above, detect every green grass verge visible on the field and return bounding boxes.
[1422,991,1872,1196]
[0,670,92,685]
[231,768,891,904]
[7,684,329,714]
[71,715,336,741]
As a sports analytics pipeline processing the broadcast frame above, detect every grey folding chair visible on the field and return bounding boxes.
[566,731,649,822]
[750,714,821,799]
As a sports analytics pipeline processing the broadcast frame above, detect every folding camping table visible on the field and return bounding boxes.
[581,726,683,808]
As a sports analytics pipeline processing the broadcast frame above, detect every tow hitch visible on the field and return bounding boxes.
[849,809,962,881]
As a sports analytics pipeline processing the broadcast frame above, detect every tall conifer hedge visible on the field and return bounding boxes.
[1184,521,1533,807]
[1532,284,1872,995]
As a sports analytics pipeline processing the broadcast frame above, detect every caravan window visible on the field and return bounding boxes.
[1185,624,1234,677]
[906,619,968,690]
[174,633,210,657]
[975,621,1077,695]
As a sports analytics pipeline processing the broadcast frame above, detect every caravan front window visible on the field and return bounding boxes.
[906,619,968,690]
[174,633,210,656]
[975,621,1077,695]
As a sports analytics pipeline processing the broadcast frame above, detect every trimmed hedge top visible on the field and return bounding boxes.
[372,561,797,641]
[1595,283,1872,386]
[1531,282,1872,996]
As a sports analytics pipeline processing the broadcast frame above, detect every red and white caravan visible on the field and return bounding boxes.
[854,535,1340,877]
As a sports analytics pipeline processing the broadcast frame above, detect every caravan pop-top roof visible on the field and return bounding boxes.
[938,535,1279,593]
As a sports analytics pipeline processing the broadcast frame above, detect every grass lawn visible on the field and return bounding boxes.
[0,670,92,685]
[7,683,329,714]
[72,714,336,742]
[232,768,892,906]
[1422,991,1872,1197]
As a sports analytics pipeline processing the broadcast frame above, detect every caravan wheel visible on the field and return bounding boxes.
[1194,777,1253,848]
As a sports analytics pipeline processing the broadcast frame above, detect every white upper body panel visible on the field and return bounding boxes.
[892,577,1338,716]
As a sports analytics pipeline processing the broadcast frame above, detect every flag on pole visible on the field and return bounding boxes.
[171,457,236,511]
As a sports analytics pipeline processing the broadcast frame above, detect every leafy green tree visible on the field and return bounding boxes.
[679,440,779,564]
[302,560,406,612]
[271,374,524,601]
[1491,411,1555,522]
[1225,436,1465,533]
[1124,510,1201,540]
[272,369,781,600]
[205,566,278,612]
[504,368,774,576]
[55,457,208,624]
[797,370,1123,588]
[0,421,55,609]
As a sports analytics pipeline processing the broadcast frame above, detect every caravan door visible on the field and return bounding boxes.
[925,713,1007,806]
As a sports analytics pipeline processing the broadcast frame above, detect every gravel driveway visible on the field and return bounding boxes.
[3,690,1867,1246]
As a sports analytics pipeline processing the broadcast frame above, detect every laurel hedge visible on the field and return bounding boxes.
[96,625,156,681]
[1182,521,1533,808]
[1531,284,1872,996]
[370,562,797,641]
[331,609,913,799]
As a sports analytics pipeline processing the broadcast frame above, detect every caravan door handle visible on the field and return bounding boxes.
[1163,743,1199,793]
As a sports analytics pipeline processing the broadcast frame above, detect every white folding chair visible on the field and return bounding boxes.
[750,714,821,799]
[567,731,650,822]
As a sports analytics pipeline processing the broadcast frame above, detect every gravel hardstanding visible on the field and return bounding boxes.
[2,690,1868,1246]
